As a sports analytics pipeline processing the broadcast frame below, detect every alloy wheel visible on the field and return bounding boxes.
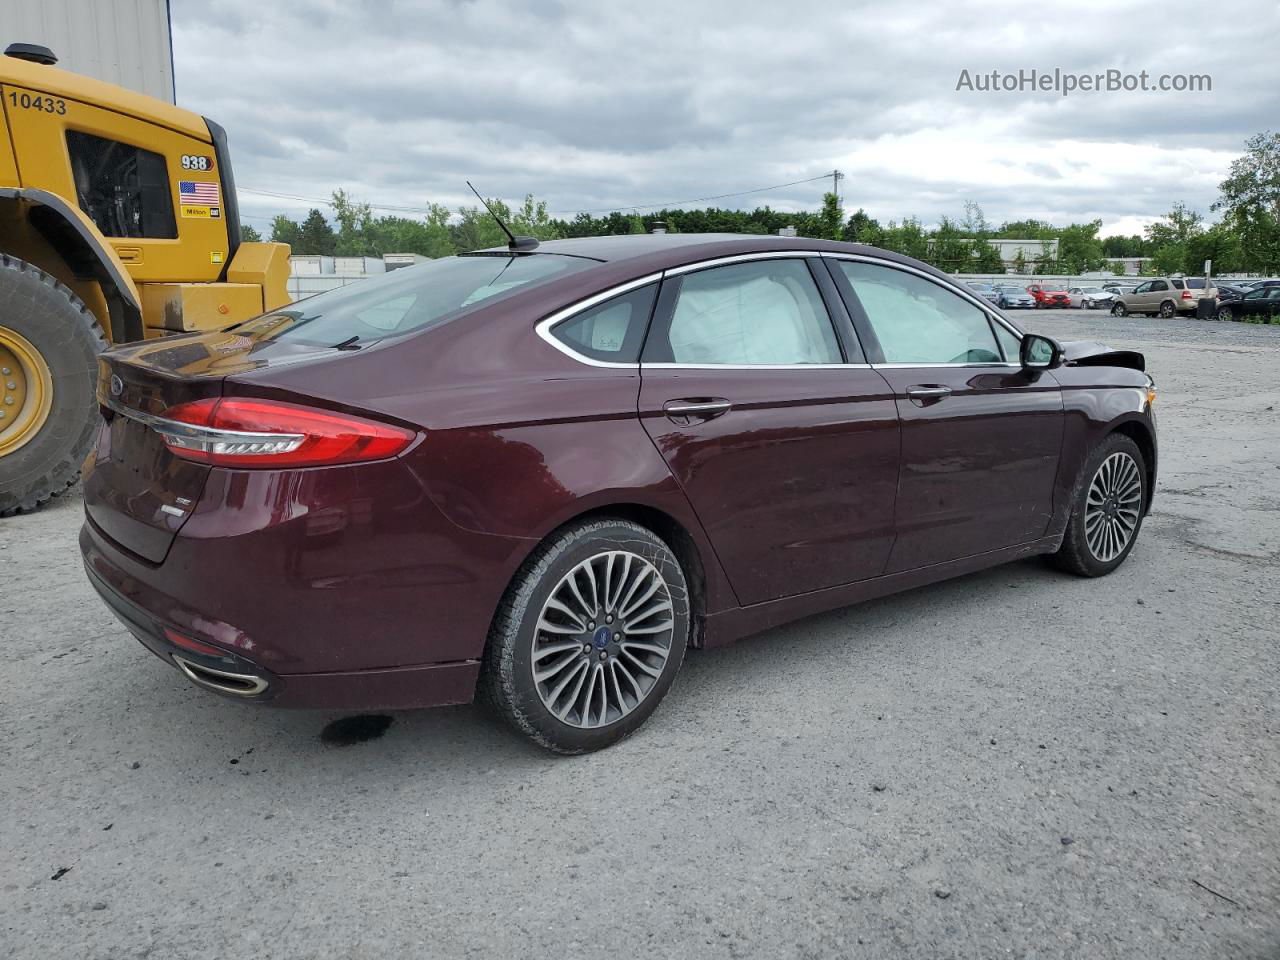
[1160,301,1175,318]
[1218,307,1233,322]
[1084,452,1143,563]
[531,550,676,729]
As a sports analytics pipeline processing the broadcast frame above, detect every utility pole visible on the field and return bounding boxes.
[831,169,845,202]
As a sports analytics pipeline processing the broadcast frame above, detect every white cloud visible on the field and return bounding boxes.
[170,0,1280,232]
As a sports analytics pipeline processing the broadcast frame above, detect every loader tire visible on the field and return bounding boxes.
[0,255,106,516]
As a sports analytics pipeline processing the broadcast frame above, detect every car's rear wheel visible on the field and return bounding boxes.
[1111,302,1127,317]
[480,519,690,754]
[1217,305,1234,322]
[1051,433,1147,577]
[1159,300,1176,318]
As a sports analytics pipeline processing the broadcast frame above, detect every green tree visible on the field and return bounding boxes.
[929,216,972,271]
[1213,131,1280,272]
[269,214,303,249]
[240,223,263,242]
[811,192,843,241]
[971,238,1005,273]
[1056,221,1105,273]
[842,208,881,244]
[1146,202,1203,274]
[879,218,929,261]
[298,208,337,256]
[329,191,373,255]
[508,195,562,240]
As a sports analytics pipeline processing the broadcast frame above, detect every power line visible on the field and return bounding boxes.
[237,172,838,220]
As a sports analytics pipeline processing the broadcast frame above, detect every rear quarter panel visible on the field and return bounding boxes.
[229,268,738,617]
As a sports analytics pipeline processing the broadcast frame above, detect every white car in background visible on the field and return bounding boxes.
[1067,286,1117,309]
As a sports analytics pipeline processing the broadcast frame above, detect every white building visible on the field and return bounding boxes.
[3,0,174,102]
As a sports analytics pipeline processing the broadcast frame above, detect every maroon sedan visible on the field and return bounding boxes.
[81,234,1157,753]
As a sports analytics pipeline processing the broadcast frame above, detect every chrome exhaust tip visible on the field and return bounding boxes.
[173,654,269,697]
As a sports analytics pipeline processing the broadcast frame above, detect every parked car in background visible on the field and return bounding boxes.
[1067,286,1117,309]
[1111,277,1218,317]
[1102,281,1140,295]
[1026,284,1071,308]
[1214,282,1250,303]
[965,281,1003,306]
[995,285,1036,309]
[1217,286,1280,322]
[78,233,1158,754]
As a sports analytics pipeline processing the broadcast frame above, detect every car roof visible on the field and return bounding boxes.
[472,232,988,294]
[481,233,805,263]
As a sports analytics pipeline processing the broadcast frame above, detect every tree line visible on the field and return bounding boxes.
[242,131,1280,276]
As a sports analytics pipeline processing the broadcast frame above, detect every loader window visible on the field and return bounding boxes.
[66,131,177,239]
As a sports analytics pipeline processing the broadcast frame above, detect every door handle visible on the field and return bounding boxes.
[663,398,732,422]
[905,384,952,404]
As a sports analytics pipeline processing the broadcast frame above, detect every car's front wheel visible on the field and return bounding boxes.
[1112,302,1128,317]
[1217,305,1234,322]
[1051,433,1147,577]
[481,519,690,754]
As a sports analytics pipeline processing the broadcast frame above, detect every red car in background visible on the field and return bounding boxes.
[1026,284,1071,308]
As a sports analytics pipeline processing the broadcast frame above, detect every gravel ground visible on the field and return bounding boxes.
[2,309,1278,959]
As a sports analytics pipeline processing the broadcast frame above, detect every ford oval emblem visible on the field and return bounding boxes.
[109,374,124,397]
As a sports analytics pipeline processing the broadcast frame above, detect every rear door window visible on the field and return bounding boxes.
[645,259,843,365]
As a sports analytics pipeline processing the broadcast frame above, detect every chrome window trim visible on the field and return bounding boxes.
[663,249,823,276]
[871,361,1022,369]
[534,249,1031,372]
[533,272,663,369]
[643,362,872,370]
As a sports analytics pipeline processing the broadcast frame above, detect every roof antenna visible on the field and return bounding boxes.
[466,181,539,252]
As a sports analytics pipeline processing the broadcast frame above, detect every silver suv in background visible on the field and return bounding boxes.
[1112,277,1218,317]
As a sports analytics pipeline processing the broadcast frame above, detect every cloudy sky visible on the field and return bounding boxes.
[171,0,1279,237]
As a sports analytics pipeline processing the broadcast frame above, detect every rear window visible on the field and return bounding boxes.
[1185,278,1206,289]
[234,254,593,347]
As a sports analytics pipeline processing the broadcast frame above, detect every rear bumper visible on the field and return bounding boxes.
[82,517,486,710]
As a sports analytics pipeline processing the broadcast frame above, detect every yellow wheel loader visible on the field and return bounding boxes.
[0,42,290,515]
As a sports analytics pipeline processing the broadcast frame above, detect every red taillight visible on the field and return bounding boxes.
[163,628,226,657]
[1181,289,1193,299]
[157,397,415,468]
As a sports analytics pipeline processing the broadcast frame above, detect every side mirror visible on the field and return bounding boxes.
[1020,333,1063,370]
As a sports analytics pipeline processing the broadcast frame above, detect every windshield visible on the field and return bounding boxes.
[233,254,594,347]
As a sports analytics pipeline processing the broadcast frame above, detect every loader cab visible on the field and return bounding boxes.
[0,46,238,286]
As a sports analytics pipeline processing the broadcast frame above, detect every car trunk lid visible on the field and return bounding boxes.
[82,331,334,563]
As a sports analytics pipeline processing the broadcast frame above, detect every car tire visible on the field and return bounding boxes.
[1217,306,1234,322]
[1111,302,1127,317]
[1050,433,1148,578]
[1082,299,1092,309]
[0,255,107,517]
[480,518,690,754]
[1159,300,1176,318]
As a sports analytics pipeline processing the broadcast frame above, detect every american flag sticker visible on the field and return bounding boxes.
[179,180,220,205]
